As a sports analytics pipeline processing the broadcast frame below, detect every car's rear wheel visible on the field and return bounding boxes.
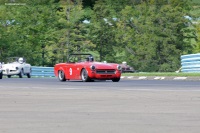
[0,72,2,79]
[81,69,90,82]
[7,75,11,78]
[58,70,66,81]
[19,69,23,78]
[112,78,120,82]
[27,68,31,78]
[27,73,31,78]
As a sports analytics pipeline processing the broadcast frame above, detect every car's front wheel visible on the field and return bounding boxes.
[81,69,90,82]
[112,78,120,82]
[7,75,11,78]
[0,72,2,79]
[58,70,66,81]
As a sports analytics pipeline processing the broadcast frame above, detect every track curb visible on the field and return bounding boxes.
[121,76,200,81]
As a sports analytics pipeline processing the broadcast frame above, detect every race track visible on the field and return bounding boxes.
[0,78,200,133]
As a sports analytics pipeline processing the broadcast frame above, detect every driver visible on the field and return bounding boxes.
[18,57,24,64]
[86,56,94,62]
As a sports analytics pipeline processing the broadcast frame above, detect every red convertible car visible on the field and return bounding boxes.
[54,53,122,82]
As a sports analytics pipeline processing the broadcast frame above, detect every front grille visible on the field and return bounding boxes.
[100,75,112,78]
[96,69,115,74]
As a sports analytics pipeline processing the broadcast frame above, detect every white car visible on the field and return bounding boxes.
[2,57,31,78]
[0,62,2,79]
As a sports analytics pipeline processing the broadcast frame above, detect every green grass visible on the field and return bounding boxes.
[122,72,200,77]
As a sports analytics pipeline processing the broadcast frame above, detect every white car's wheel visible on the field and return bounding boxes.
[27,73,31,78]
[19,69,23,78]
[7,75,11,78]
[58,70,66,81]
[27,68,31,78]
[0,72,2,79]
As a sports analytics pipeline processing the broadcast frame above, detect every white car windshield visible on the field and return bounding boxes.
[6,57,24,63]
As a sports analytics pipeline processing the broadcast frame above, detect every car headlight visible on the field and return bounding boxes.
[90,65,96,70]
[117,65,122,70]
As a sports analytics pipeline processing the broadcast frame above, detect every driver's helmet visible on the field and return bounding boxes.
[18,57,24,63]
[86,56,94,62]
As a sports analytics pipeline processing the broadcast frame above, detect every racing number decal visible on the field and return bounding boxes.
[69,68,72,75]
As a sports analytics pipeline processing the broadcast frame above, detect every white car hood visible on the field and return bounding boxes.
[2,63,21,70]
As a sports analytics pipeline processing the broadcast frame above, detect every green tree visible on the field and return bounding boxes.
[89,0,118,62]
[1,0,62,66]
[190,1,200,53]
[51,0,95,63]
[116,0,193,72]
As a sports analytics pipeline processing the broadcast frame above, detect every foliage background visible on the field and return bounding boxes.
[0,0,200,72]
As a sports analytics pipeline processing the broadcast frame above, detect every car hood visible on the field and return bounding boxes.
[2,63,21,70]
[85,62,118,69]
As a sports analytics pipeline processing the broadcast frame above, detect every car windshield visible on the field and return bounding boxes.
[6,57,24,63]
[67,54,93,63]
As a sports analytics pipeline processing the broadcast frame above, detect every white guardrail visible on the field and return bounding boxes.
[181,53,200,73]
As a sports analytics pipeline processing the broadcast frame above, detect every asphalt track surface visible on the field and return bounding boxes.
[0,78,200,133]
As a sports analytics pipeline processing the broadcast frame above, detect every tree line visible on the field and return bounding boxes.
[0,0,199,72]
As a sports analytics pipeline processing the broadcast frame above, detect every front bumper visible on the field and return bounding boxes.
[2,69,20,75]
[88,70,121,80]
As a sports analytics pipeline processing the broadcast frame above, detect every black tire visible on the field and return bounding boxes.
[7,75,11,78]
[27,68,31,78]
[58,70,66,81]
[19,69,23,78]
[0,72,2,79]
[27,73,31,78]
[81,69,90,82]
[112,78,120,82]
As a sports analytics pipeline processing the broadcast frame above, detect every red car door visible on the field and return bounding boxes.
[65,63,78,80]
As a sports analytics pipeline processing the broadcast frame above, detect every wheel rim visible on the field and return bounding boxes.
[59,71,64,80]
[82,69,87,80]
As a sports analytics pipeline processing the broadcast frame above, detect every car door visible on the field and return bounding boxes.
[65,63,78,80]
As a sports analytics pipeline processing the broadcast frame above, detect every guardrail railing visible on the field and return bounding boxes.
[31,66,55,77]
[181,53,200,73]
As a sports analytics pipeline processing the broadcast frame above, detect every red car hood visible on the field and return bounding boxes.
[83,62,118,69]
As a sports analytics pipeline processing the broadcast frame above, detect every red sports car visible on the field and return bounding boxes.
[54,53,122,82]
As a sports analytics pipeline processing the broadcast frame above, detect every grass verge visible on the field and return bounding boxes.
[122,72,200,77]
